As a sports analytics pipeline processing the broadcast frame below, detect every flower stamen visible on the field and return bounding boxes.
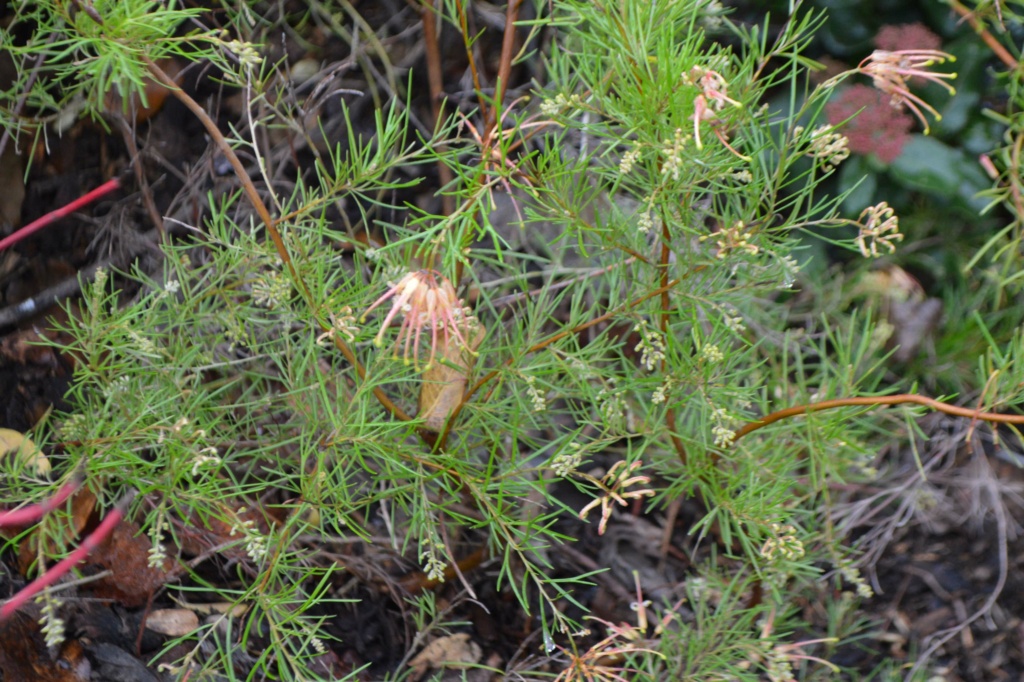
[858,49,956,133]
[362,270,475,369]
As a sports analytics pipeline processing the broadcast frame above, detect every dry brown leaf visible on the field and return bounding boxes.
[0,327,62,367]
[175,502,269,559]
[82,517,177,607]
[0,613,91,682]
[408,633,482,681]
[145,609,200,637]
[857,265,942,363]
[418,323,486,432]
[0,428,50,474]
[890,297,942,363]
[176,601,250,618]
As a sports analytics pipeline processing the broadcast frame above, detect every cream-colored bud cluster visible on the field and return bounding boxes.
[637,206,655,234]
[550,442,583,477]
[38,593,66,648]
[596,379,627,430]
[839,563,874,599]
[317,306,359,346]
[224,39,263,68]
[619,146,642,175]
[660,128,690,181]
[710,406,739,447]
[419,535,447,582]
[760,523,805,562]
[148,512,169,569]
[699,343,724,365]
[540,92,583,117]
[795,124,850,171]
[855,202,902,258]
[731,169,753,183]
[633,320,666,371]
[252,270,290,308]
[524,375,547,412]
[651,377,673,405]
[231,508,268,563]
[711,424,735,448]
[127,328,159,356]
[701,220,759,259]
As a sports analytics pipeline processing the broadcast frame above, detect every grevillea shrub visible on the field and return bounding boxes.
[4,2,1014,680]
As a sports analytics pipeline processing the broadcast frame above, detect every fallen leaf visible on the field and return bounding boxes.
[104,58,181,124]
[890,297,942,363]
[17,488,96,575]
[856,265,942,363]
[82,517,177,608]
[0,54,24,230]
[0,427,50,474]
[418,322,486,432]
[408,632,482,681]
[0,327,62,367]
[176,601,250,618]
[145,609,199,637]
[175,502,270,560]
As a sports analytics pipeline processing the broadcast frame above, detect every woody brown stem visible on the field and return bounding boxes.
[420,1,456,217]
[660,205,688,467]
[731,393,1024,444]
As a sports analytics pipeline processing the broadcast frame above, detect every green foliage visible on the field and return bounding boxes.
[2,0,1021,680]
[0,0,241,144]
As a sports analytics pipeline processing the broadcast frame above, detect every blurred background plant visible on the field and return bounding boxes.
[773,0,1023,398]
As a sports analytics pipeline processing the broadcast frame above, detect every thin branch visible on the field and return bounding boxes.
[0,479,80,528]
[0,177,122,253]
[659,205,688,467]
[0,490,135,621]
[487,0,525,131]
[453,0,486,123]
[419,0,456,216]
[732,393,1024,445]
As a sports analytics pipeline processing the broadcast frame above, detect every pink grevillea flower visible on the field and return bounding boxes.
[684,66,748,159]
[858,49,956,133]
[360,270,472,369]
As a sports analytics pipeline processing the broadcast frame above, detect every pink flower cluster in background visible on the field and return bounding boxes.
[825,85,914,163]
[874,23,942,52]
